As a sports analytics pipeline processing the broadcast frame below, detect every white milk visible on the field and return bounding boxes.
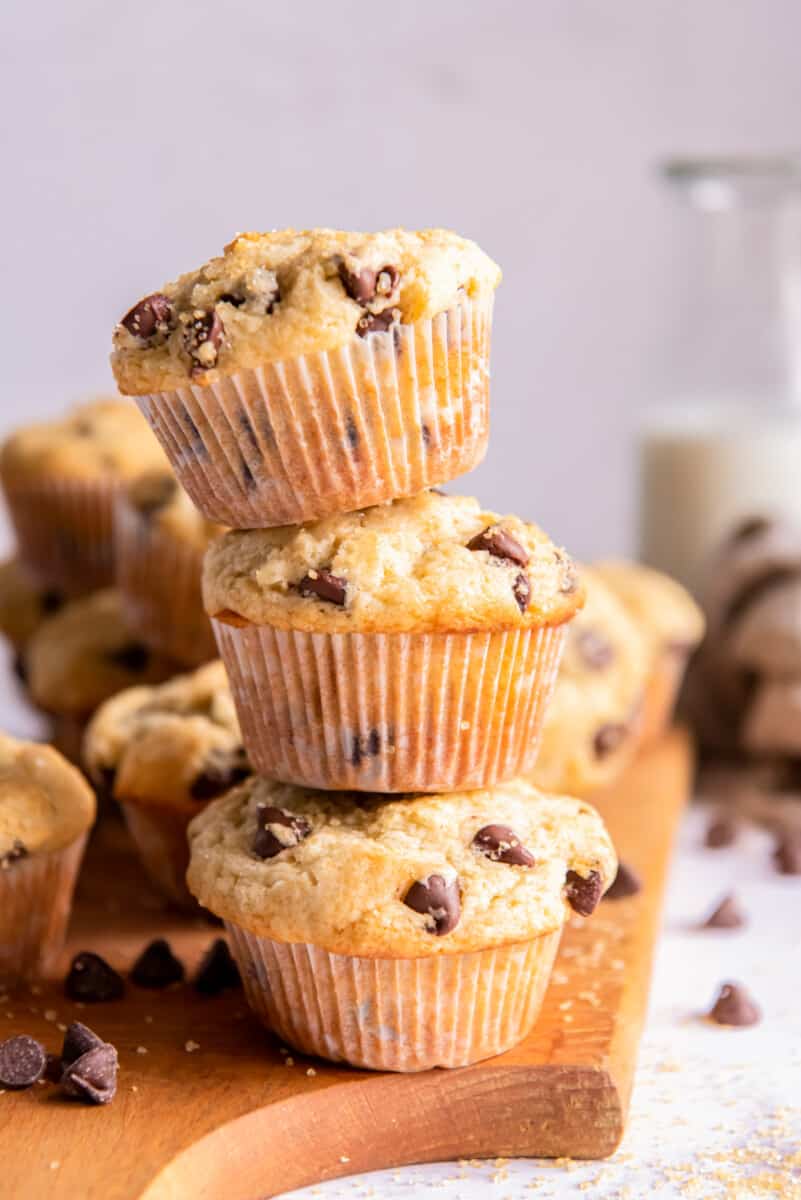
[639,400,801,593]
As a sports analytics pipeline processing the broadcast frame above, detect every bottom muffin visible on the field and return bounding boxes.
[187,778,616,1072]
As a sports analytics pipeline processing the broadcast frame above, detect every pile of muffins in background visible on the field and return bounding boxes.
[0,228,703,1073]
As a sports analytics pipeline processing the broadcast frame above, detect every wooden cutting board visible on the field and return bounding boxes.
[0,728,691,1200]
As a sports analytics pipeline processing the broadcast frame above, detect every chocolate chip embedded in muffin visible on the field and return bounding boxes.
[576,629,615,671]
[130,939,185,989]
[473,824,535,867]
[183,310,225,372]
[467,526,530,567]
[121,293,173,341]
[298,568,347,606]
[403,874,461,935]
[190,748,250,801]
[356,308,400,338]
[107,641,151,672]
[708,981,761,1027]
[0,839,27,870]
[338,260,400,305]
[593,723,627,760]
[0,1035,46,1089]
[64,952,125,1003]
[61,1042,118,1105]
[564,869,603,916]
[512,572,531,613]
[252,805,312,860]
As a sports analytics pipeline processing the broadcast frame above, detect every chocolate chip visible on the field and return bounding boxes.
[0,1035,46,1089]
[61,1043,118,1105]
[708,981,761,1027]
[564,869,603,916]
[576,629,615,670]
[701,893,746,929]
[120,293,173,340]
[705,813,739,849]
[65,952,125,1002]
[130,939,185,989]
[349,728,382,767]
[774,830,801,875]
[107,641,151,672]
[61,1021,104,1067]
[729,515,772,543]
[41,588,65,616]
[345,415,359,449]
[338,262,399,304]
[593,723,627,759]
[403,874,461,935]
[725,566,801,627]
[219,292,246,307]
[11,653,27,686]
[183,310,224,372]
[473,824,535,867]
[467,526,530,567]
[513,572,531,613]
[298,568,347,606]
[604,860,642,900]
[44,1053,63,1083]
[193,938,241,996]
[356,308,400,337]
[0,839,27,870]
[252,805,312,860]
[189,748,250,801]
[375,265,400,296]
[133,475,178,517]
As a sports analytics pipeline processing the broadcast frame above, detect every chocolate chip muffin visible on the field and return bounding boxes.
[530,567,649,796]
[0,559,65,653]
[0,398,166,594]
[0,733,96,984]
[115,470,223,667]
[84,661,248,908]
[204,490,582,791]
[112,229,501,526]
[187,776,616,1071]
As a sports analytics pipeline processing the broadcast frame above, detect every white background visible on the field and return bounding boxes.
[4,1,801,558]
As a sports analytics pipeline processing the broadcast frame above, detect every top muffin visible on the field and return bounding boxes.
[111,228,501,393]
[203,491,583,634]
[0,734,95,861]
[0,398,166,484]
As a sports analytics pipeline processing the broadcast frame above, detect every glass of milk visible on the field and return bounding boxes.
[639,157,801,593]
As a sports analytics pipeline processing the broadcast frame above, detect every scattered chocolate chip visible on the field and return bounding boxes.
[252,805,312,860]
[729,515,772,544]
[467,526,529,567]
[774,830,801,875]
[130,939,185,989]
[576,629,615,670]
[298,568,347,606]
[701,893,746,929]
[0,839,27,870]
[133,475,178,517]
[356,308,400,337]
[513,573,531,612]
[65,952,125,1002]
[44,1053,63,1084]
[604,860,642,900]
[107,641,151,672]
[61,1021,104,1067]
[11,653,27,686]
[708,981,761,1027]
[705,813,739,849]
[349,728,382,767]
[193,939,242,996]
[183,310,224,372]
[40,588,65,616]
[61,1043,118,1105]
[593,723,627,759]
[0,1035,46,1089]
[120,293,173,340]
[345,415,359,450]
[564,869,603,916]
[473,824,535,867]
[403,874,461,936]
[189,748,250,801]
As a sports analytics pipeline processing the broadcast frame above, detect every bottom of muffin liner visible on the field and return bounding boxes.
[213,620,567,792]
[0,834,88,985]
[225,923,563,1072]
[0,473,119,595]
[120,800,196,912]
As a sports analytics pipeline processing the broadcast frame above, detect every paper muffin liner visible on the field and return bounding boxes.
[114,495,217,667]
[641,647,690,743]
[137,293,494,528]
[0,473,119,594]
[119,800,196,912]
[225,922,562,1072]
[212,619,567,792]
[0,834,88,986]
[48,714,89,768]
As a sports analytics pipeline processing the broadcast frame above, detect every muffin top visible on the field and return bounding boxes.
[120,470,224,550]
[84,661,248,812]
[0,559,66,650]
[27,590,178,716]
[203,491,582,635]
[186,777,616,956]
[530,567,649,796]
[0,733,95,861]
[111,228,501,394]
[595,560,705,654]
[0,398,166,483]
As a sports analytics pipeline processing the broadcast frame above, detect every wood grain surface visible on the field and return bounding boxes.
[0,729,691,1200]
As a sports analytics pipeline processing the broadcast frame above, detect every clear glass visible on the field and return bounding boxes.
[639,156,801,591]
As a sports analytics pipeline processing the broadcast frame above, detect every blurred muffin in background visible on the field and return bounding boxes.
[0,558,67,686]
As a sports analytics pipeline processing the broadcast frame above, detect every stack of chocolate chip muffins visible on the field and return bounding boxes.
[110,228,618,1071]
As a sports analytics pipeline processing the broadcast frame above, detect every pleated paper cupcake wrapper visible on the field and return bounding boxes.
[137,293,494,528]
[114,496,217,667]
[0,473,119,594]
[119,800,196,912]
[0,834,88,986]
[213,619,567,792]
[226,923,562,1072]
[641,647,690,744]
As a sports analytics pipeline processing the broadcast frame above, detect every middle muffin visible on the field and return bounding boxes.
[204,490,583,792]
